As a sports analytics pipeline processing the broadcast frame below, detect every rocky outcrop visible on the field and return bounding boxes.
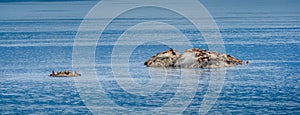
[50,70,81,77]
[144,48,247,68]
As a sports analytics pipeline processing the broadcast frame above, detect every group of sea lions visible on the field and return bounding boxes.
[50,70,81,77]
[144,48,249,68]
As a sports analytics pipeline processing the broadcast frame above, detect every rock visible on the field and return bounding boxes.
[144,48,181,68]
[144,48,246,68]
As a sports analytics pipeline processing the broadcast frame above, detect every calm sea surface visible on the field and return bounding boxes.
[0,1,299,114]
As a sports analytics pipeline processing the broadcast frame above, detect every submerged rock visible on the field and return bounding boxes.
[144,48,246,68]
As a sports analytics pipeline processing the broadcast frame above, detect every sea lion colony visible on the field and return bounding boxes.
[144,48,248,68]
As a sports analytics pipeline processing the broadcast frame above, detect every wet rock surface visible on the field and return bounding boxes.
[144,48,247,68]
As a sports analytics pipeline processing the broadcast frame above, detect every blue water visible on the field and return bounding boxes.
[1,0,300,114]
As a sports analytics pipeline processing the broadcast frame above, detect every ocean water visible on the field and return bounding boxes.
[1,0,300,114]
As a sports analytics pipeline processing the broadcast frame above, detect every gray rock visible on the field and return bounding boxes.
[144,48,246,68]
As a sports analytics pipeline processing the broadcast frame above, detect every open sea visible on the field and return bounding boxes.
[0,0,299,114]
